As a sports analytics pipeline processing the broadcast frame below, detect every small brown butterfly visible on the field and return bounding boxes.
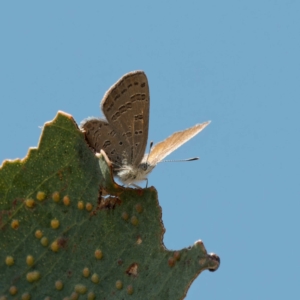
[81,71,210,187]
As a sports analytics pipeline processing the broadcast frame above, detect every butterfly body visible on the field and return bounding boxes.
[81,71,210,187]
[114,157,155,186]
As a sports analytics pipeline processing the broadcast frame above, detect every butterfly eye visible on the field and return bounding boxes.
[139,163,148,171]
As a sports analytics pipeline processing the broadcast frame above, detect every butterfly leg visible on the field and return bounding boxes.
[130,183,142,189]
[124,179,148,189]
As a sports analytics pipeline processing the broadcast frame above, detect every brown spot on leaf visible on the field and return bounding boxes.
[126,263,138,277]
[117,259,123,266]
[98,196,121,210]
[57,237,68,248]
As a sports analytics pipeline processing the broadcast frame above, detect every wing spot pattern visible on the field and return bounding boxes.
[112,111,121,121]
[106,102,114,112]
[109,130,116,137]
[103,140,111,148]
[123,131,132,137]
[130,93,146,102]
[126,102,132,109]
[110,102,133,119]
[130,146,134,161]
[134,114,143,121]
[119,105,127,113]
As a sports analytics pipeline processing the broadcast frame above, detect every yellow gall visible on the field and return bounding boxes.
[135,203,143,213]
[85,202,93,211]
[26,272,34,282]
[136,236,142,245]
[5,256,14,266]
[77,201,84,210]
[91,273,99,284]
[63,195,70,206]
[11,219,19,229]
[26,255,34,266]
[9,286,17,295]
[70,292,79,300]
[21,292,31,300]
[130,216,138,226]
[35,229,43,239]
[40,237,49,247]
[52,192,60,202]
[94,249,103,260]
[116,280,123,289]
[51,219,60,229]
[0,296,7,300]
[87,292,95,300]
[25,198,35,208]
[82,267,90,277]
[36,191,46,201]
[74,284,87,294]
[127,285,134,295]
[32,271,40,281]
[51,240,59,252]
[55,280,63,290]
[121,211,129,220]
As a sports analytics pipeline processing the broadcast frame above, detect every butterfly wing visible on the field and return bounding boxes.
[147,121,210,166]
[80,118,125,167]
[101,71,150,167]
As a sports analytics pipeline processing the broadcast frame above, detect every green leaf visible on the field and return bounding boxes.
[0,111,219,300]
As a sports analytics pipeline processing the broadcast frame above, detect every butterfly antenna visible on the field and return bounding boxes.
[145,141,154,165]
[159,157,199,163]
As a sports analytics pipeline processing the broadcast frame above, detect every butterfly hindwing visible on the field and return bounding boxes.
[81,118,125,167]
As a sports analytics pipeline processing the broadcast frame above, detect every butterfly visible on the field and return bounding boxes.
[81,71,210,187]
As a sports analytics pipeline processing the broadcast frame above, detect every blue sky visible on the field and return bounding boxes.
[1,1,299,299]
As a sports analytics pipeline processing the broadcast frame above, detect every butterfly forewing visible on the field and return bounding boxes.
[147,121,211,166]
[101,71,150,167]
